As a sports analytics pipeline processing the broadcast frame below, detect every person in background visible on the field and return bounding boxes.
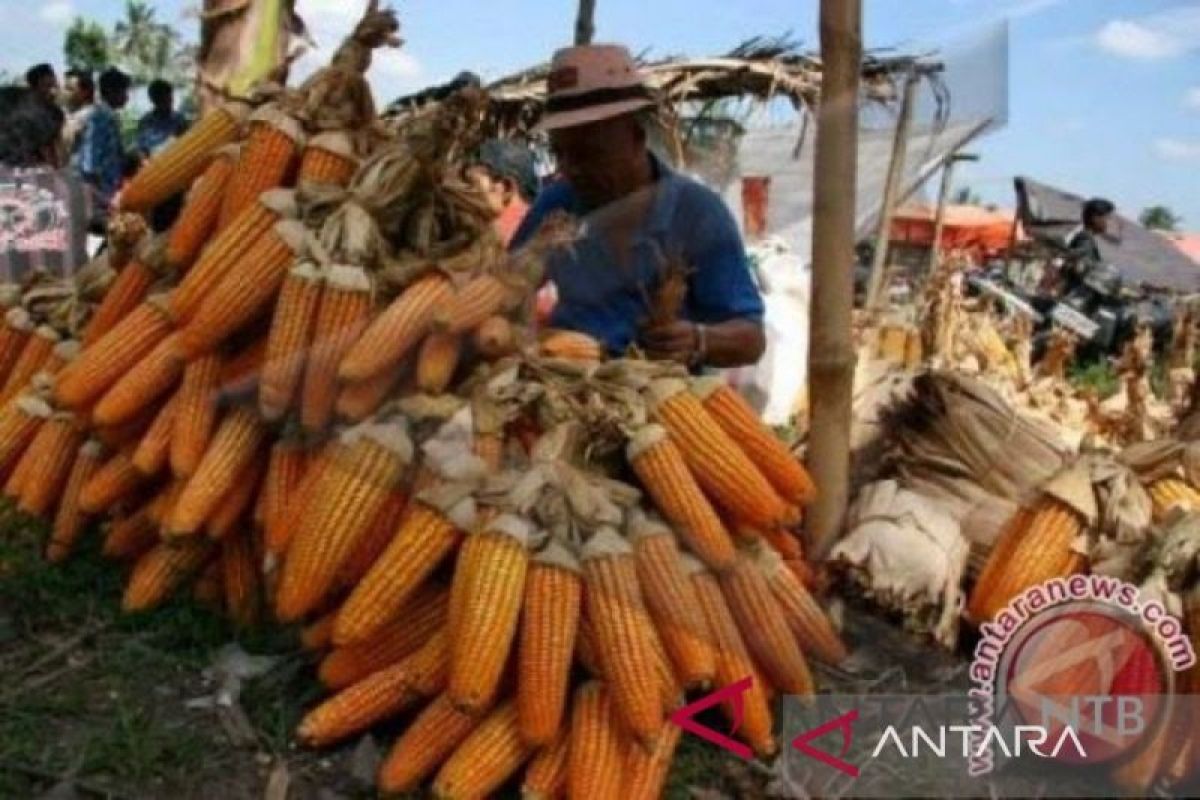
[136,79,189,157]
[63,69,96,152]
[74,67,130,207]
[465,139,538,246]
[1062,197,1115,294]
[511,44,765,368]
[24,63,59,105]
[0,87,95,280]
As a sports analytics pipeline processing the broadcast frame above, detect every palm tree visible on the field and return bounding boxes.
[111,0,179,83]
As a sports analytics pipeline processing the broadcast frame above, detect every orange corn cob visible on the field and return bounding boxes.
[165,145,238,271]
[206,449,265,540]
[694,377,816,505]
[448,514,531,714]
[92,404,157,452]
[0,396,50,479]
[433,702,533,800]
[415,330,462,394]
[567,682,624,800]
[474,315,517,360]
[301,265,373,433]
[538,329,604,362]
[103,509,160,561]
[521,726,570,800]
[167,407,266,536]
[1147,478,1200,521]
[761,547,847,665]
[122,538,214,612]
[688,557,776,756]
[319,586,449,689]
[297,629,448,747]
[629,512,716,690]
[17,415,83,517]
[259,261,322,421]
[336,487,408,588]
[0,308,34,382]
[178,220,308,360]
[131,394,177,476]
[169,190,293,323]
[719,547,814,695]
[55,298,173,410]
[967,497,1086,624]
[119,101,248,212]
[46,440,103,562]
[91,333,184,427]
[221,531,260,627]
[192,557,224,610]
[41,340,80,379]
[756,523,804,560]
[649,379,790,528]
[335,367,402,422]
[263,436,309,555]
[334,499,464,645]
[301,612,337,652]
[297,131,357,188]
[78,448,144,514]
[146,479,187,528]
[275,423,411,621]
[627,424,736,571]
[433,274,518,336]
[625,719,681,800]
[517,542,582,747]
[1,325,59,405]
[82,258,162,347]
[339,272,453,384]
[581,527,663,744]
[218,107,304,229]
[378,693,479,794]
[217,335,266,401]
[169,354,221,478]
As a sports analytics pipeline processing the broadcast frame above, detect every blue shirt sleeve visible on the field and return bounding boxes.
[677,182,765,324]
[510,181,575,251]
[77,108,123,202]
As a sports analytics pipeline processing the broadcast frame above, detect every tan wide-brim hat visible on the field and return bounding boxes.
[537,44,656,132]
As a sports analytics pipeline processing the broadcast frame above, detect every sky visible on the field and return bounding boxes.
[0,0,1196,225]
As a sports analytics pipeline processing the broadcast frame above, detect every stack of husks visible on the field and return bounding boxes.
[0,5,850,797]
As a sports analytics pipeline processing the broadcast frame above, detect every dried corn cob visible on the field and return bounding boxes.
[221,531,260,627]
[0,307,34,382]
[301,265,373,433]
[218,107,304,229]
[378,693,479,795]
[415,331,462,394]
[119,101,249,212]
[167,407,266,536]
[649,379,790,528]
[263,436,309,556]
[131,394,177,476]
[761,546,847,665]
[339,272,453,384]
[517,541,582,747]
[581,527,663,744]
[165,144,238,271]
[79,448,144,514]
[1,326,59,405]
[82,245,165,347]
[178,220,308,359]
[92,333,184,427]
[169,354,221,478]
[276,422,412,621]
[336,487,408,588]
[1147,478,1200,521]
[336,367,402,422]
[217,334,266,401]
[432,702,533,800]
[433,274,519,336]
[567,682,624,800]
[301,613,336,652]
[46,440,103,562]
[625,719,681,800]
[474,315,517,361]
[206,450,265,540]
[297,131,357,189]
[259,261,323,421]
[627,424,736,570]
[122,538,214,612]
[0,396,50,479]
[103,509,160,561]
[520,725,569,800]
[539,329,604,362]
[192,557,224,610]
[17,414,83,517]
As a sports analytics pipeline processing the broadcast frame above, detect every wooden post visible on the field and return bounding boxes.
[575,0,596,45]
[806,0,862,558]
[928,152,979,273]
[864,68,919,312]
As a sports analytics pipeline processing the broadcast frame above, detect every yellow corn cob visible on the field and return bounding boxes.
[336,487,408,589]
[82,259,159,347]
[145,479,187,528]
[165,145,238,271]
[520,725,570,800]
[301,265,373,434]
[448,514,531,714]
[415,331,462,394]
[206,450,265,540]
[262,437,309,556]
[119,101,248,212]
[474,315,517,360]
[433,702,533,800]
[221,531,260,627]
[687,556,777,757]
[166,407,266,536]
[122,538,214,612]
[967,497,1086,624]
[1147,478,1200,521]
[218,108,304,229]
[275,423,412,622]
[761,546,847,665]
[78,448,143,514]
[46,440,103,562]
[629,512,716,690]
[93,403,158,453]
[648,379,790,528]
[378,692,479,794]
[538,329,604,362]
[296,629,448,747]
[217,335,266,402]
[719,546,814,695]
[319,586,449,689]
[103,508,160,561]
[567,682,624,800]
[0,396,50,479]
[517,542,582,747]
[338,272,453,384]
[0,307,34,382]
[335,367,402,422]
[178,220,308,360]
[693,377,816,506]
[131,394,177,477]
[17,415,83,517]
[625,719,681,800]
[627,424,736,571]
[334,499,464,645]
[55,299,173,410]
[581,527,663,744]
[192,557,224,610]
[297,131,357,189]
[300,612,336,652]
[169,354,221,478]
[92,333,184,428]
[259,261,323,421]
[0,325,58,405]
[433,274,518,336]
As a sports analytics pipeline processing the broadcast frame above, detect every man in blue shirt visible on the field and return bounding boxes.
[136,80,189,158]
[74,68,130,207]
[511,44,765,369]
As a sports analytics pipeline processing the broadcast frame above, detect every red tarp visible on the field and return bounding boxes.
[890,204,1019,260]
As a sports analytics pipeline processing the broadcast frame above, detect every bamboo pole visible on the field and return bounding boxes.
[927,152,978,273]
[806,0,862,558]
[864,68,919,312]
[575,0,597,45]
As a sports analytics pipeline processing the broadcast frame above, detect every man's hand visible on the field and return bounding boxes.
[639,320,698,365]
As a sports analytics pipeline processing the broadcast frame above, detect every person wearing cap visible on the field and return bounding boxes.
[511,44,765,369]
[465,139,538,247]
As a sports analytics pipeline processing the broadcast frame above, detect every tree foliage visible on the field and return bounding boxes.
[64,18,112,73]
[1139,205,1182,232]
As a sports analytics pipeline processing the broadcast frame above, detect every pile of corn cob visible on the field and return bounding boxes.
[0,4,855,796]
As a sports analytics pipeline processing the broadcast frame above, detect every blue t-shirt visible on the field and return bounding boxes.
[511,158,764,355]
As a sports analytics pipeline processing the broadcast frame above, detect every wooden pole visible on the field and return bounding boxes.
[806,0,862,559]
[575,0,596,45]
[864,68,919,312]
[927,152,978,273]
